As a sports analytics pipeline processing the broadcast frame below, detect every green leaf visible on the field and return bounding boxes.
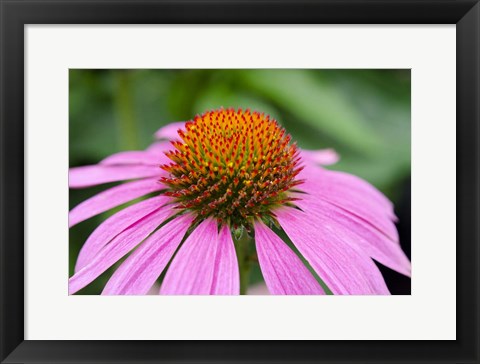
[237,70,386,155]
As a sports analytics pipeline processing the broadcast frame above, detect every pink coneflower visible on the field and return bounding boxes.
[69,108,411,295]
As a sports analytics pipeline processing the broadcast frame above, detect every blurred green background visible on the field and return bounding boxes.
[69,69,411,294]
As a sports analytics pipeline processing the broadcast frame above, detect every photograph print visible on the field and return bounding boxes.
[69,69,411,295]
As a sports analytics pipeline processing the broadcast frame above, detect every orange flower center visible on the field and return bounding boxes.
[160,108,303,227]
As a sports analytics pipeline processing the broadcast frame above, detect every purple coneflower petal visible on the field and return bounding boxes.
[248,282,270,295]
[69,206,173,294]
[254,221,324,295]
[277,207,390,295]
[154,121,186,140]
[301,164,394,212]
[69,165,162,188]
[74,196,170,272]
[100,150,170,166]
[146,141,173,153]
[160,219,240,295]
[210,225,240,295]
[69,178,165,228]
[299,165,398,240]
[296,195,411,277]
[102,214,193,295]
[300,148,339,166]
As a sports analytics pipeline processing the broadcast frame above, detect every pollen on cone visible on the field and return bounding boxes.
[160,108,303,226]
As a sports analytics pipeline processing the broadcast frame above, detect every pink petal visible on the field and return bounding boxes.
[296,194,411,277]
[301,164,394,213]
[69,206,172,294]
[154,121,186,140]
[102,214,193,295]
[74,196,170,272]
[69,165,162,188]
[160,219,239,295]
[146,141,174,153]
[254,221,325,295]
[298,165,398,240]
[277,207,390,295]
[210,225,240,295]
[160,219,218,295]
[247,282,270,295]
[300,148,340,165]
[100,150,170,166]
[69,178,165,228]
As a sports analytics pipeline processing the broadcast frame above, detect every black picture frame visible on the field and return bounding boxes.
[1,1,479,363]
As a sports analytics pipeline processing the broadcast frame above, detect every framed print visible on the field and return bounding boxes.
[1,1,479,363]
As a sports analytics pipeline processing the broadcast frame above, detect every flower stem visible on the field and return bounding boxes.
[234,230,253,295]
[239,259,251,295]
[115,71,139,150]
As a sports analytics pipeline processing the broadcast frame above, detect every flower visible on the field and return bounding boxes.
[69,108,411,295]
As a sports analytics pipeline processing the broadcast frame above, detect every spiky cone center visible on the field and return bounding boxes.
[160,108,304,228]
